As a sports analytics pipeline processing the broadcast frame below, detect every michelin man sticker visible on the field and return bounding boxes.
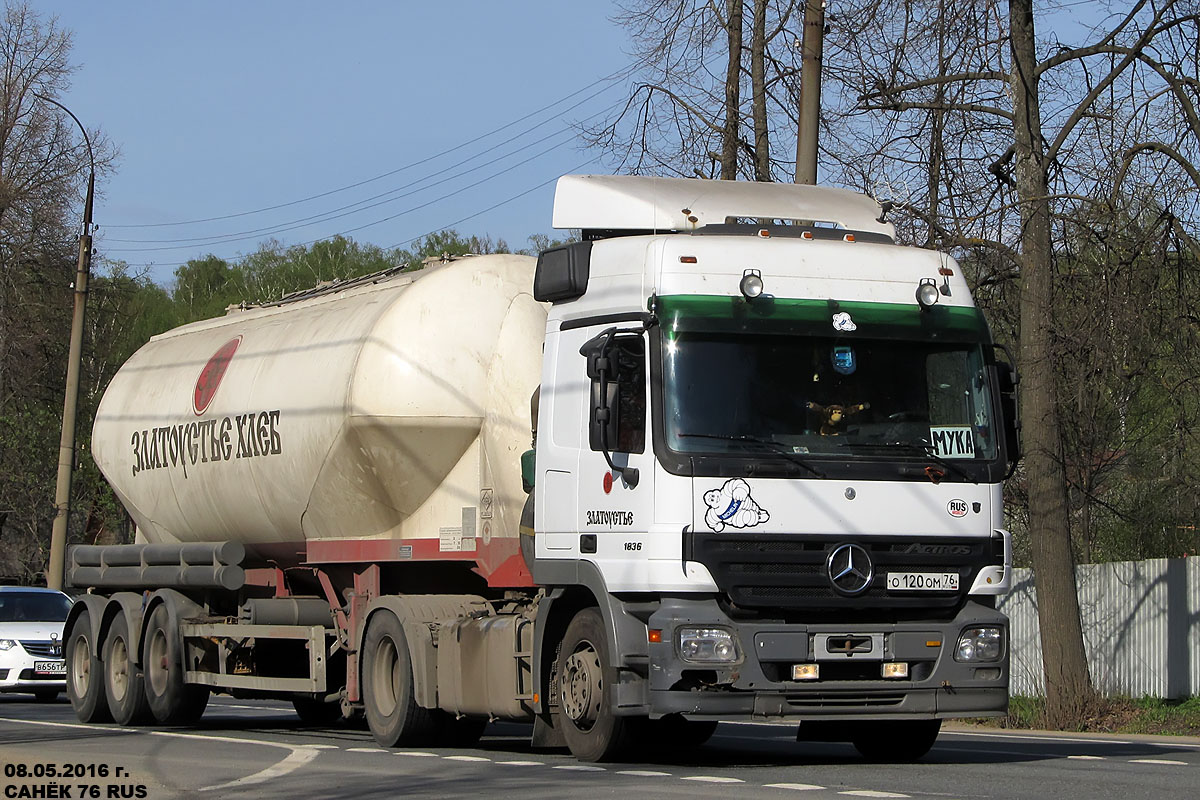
[832,312,857,332]
[703,478,770,532]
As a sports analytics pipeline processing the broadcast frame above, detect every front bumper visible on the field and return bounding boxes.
[643,597,1007,720]
[0,646,66,693]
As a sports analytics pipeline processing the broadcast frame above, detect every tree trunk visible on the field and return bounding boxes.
[750,0,770,181]
[1009,0,1094,726]
[721,0,744,180]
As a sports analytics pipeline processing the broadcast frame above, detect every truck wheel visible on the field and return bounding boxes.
[557,607,630,762]
[142,604,209,725]
[851,719,941,761]
[103,613,151,725]
[362,611,437,747]
[292,697,343,726]
[65,613,112,723]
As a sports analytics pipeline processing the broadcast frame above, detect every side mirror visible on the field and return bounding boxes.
[994,346,1021,477]
[579,328,641,487]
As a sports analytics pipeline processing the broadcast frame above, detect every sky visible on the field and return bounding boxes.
[29,2,634,285]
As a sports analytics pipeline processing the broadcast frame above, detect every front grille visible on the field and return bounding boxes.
[0,669,8,680]
[785,693,906,708]
[18,669,63,681]
[687,533,995,612]
[19,640,61,657]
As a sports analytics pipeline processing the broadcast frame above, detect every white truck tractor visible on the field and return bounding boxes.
[65,175,1016,762]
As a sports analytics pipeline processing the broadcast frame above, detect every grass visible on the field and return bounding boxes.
[967,696,1200,737]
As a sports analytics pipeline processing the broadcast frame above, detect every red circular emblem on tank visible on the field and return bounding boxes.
[193,337,241,416]
[603,472,614,494]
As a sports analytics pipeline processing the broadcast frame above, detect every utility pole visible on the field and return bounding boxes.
[795,0,825,184]
[38,94,95,592]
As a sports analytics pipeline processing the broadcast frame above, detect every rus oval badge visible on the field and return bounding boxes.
[193,337,241,416]
[947,498,969,518]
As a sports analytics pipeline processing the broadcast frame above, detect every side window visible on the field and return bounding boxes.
[614,336,646,454]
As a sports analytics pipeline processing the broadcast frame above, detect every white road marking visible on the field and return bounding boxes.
[764,784,825,791]
[346,747,388,753]
[201,747,320,792]
[443,755,491,762]
[941,730,1134,746]
[682,776,745,783]
[839,791,909,798]
[1129,759,1188,766]
[554,764,606,771]
[0,716,324,793]
[304,744,339,749]
[1067,755,1105,760]
[618,770,672,777]
[395,751,439,757]
[497,760,543,766]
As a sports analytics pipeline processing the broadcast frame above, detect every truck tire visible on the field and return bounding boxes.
[292,697,343,726]
[362,611,437,747]
[556,607,630,762]
[103,613,151,725]
[142,604,209,725]
[851,719,941,761]
[65,613,112,723]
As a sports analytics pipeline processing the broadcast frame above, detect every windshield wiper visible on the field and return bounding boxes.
[677,432,826,478]
[838,441,978,484]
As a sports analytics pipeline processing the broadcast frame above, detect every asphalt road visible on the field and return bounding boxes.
[0,695,1195,799]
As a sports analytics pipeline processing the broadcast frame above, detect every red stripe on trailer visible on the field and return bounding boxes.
[303,536,536,589]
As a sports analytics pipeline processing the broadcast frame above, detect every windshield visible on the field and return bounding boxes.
[0,592,72,623]
[659,296,998,463]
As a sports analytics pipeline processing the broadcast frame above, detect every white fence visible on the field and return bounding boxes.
[998,557,1200,698]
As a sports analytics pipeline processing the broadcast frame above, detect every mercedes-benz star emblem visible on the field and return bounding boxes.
[826,543,874,595]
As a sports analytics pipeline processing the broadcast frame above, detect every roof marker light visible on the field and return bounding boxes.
[679,255,697,264]
[843,233,856,243]
[801,231,814,240]
[758,229,771,238]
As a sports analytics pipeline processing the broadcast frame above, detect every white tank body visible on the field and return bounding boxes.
[92,255,546,550]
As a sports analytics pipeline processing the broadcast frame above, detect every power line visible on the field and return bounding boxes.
[104,128,584,253]
[102,81,623,248]
[103,65,636,230]
[119,156,600,272]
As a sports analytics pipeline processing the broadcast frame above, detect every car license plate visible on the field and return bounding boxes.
[886,572,959,591]
[34,660,65,675]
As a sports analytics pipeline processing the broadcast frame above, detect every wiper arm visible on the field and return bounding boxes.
[839,441,978,484]
[678,432,826,478]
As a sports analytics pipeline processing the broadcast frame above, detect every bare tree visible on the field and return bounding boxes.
[585,0,802,181]
[0,1,113,581]
[823,0,1200,725]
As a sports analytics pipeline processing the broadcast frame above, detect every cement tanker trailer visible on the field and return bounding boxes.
[66,175,1018,763]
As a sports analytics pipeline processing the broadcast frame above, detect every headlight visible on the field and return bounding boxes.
[0,639,15,651]
[677,627,739,663]
[955,627,1003,662]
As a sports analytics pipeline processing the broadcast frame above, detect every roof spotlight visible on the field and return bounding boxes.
[916,277,940,310]
[740,269,764,300]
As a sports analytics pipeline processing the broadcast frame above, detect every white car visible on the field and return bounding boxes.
[0,586,72,701]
